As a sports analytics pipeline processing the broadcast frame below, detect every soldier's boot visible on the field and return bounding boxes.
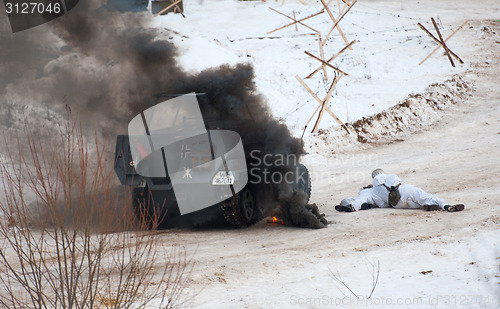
[360,203,374,210]
[335,204,354,212]
[444,204,465,212]
[422,204,441,211]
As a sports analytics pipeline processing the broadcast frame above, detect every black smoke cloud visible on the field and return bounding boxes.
[1,0,181,137]
[0,0,326,228]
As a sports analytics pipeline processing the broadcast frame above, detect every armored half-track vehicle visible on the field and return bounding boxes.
[114,94,311,228]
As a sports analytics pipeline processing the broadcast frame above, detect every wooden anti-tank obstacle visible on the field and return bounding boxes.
[320,0,354,50]
[267,8,324,34]
[153,0,185,18]
[268,0,357,133]
[295,75,350,134]
[305,39,356,80]
[418,18,466,67]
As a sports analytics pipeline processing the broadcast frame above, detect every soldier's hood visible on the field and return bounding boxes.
[373,173,387,186]
[373,173,402,187]
[384,174,402,187]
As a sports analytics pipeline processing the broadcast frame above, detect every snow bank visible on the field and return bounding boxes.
[307,75,474,151]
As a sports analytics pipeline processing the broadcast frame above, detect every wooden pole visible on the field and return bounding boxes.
[306,40,356,79]
[295,75,349,132]
[339,1,349,16]
[305,51,349,76]
[318,33,328,81]
[431,17,455,67]
[295,75,324,105]
[304,104,322,129]
[177,6,186,18]
[417,22,463,64]
[269,7,295,20]
[154,0,182,17]
[267,9,324,34]
[320,0,352,49]
[293,12,298,31]
[419,20,468,65]
[323,0,357,43]
[312,75,340,133]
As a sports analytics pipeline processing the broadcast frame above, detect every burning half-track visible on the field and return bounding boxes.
[114,94,311,228]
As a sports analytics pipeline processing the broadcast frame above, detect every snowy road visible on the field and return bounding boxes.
[153,17,500,309]
[0,1,498,308]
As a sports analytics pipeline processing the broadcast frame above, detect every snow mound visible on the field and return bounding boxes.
[308,75,474,150]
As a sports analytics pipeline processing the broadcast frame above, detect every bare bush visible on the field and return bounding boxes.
[329,259,380,300]
[0,116,191,308]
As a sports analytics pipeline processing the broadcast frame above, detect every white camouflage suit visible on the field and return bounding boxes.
[341,173,447,211]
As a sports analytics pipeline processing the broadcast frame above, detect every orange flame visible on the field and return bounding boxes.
[267,216,284,225]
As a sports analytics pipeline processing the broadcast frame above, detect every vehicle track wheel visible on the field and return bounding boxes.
[239,188,255,222]
[221,187,259,228]
[296,163,312,204]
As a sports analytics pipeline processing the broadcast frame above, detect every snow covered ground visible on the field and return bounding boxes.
[151,0,497,136]
[145,1,499,308]
[171,229,498,309]
[0,0,499,308]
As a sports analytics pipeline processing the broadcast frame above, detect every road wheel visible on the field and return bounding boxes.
[295,163,312,204]
[221,187,259,228]
[239,188,255,222]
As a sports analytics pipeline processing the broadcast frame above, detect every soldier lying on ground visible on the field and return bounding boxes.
[335,169,465,213]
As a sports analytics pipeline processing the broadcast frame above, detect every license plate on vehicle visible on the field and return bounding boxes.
[212,171,235,185]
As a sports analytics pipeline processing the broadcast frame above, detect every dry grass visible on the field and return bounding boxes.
[0,114,192,308]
